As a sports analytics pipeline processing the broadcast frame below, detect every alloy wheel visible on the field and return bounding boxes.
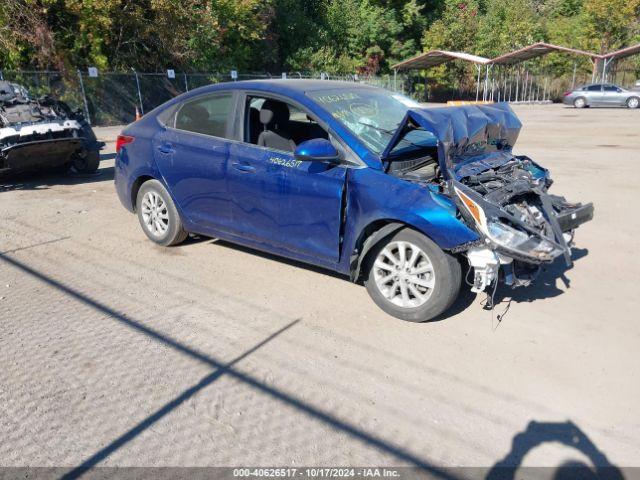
[373,241,436,308]
[141,190,169,237]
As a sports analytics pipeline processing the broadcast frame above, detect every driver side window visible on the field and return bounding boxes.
[244,96,329,153]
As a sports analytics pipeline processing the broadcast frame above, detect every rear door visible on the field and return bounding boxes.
[225,93,347,264]
[585,84,605,105]
[154,91,236,231]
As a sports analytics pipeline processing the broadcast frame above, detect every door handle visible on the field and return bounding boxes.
[158,143,174,154]
[232,162,256,173]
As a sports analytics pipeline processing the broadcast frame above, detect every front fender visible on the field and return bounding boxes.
[339,168,479,277]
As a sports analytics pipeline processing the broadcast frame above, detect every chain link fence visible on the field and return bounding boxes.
[3,65,637,127]
[0,70,410,126]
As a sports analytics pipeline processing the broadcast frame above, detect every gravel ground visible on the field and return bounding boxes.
[1,104,639,473]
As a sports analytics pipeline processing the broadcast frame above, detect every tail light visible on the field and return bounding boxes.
[563,91,571,96]
[116,135,134,154]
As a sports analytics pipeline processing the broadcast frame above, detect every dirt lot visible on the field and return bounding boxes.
[1,104,639,473]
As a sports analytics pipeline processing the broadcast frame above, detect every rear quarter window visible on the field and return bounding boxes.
[175,93,234,138]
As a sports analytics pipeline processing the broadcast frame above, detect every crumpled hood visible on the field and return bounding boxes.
[381,102,522,179]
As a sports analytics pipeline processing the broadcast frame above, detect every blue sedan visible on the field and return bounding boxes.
[114,80,592,321]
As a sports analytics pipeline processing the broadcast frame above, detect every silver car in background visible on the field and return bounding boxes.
[563,83,639,109]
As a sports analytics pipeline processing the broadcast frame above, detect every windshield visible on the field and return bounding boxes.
[309,88,436,156]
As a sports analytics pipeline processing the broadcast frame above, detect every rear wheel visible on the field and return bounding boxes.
[136,179,188,246]
[627,97,639,109]
[573,97,587,108]
[364,229,461,322]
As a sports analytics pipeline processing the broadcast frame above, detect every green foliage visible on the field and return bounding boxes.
[0,0,638,84]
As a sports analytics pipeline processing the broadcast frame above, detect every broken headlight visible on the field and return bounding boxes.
[486,221,528,248]
[455,186,564,261]
[487,220,563,260]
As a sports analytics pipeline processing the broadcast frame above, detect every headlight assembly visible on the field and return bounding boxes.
[486,221,529,248]
[454,186,563,261]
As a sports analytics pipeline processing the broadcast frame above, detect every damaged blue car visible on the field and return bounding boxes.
[114,80,593,321]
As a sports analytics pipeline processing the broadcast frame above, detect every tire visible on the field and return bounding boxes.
[136,179,188,246]
[71,150,100,173]
[364,228,461,322]
[627,97,639,109]
[573,97,587,108]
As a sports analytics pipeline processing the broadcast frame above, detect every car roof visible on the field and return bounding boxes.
[582,83,620,88]
[234,79,378,92]
[187,79,381,98]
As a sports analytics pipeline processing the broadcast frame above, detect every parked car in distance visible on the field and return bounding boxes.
[563,83,639,108]
[115,80,593,322]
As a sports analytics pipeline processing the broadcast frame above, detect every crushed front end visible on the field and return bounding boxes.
[451,154,593,292]
[385,103,594,295]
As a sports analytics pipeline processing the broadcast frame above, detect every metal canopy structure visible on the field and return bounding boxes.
[391,42,640,103]
[601,44,640,61]
[391,42,603,70]
[392,50,490,70]
[489,42,598,65]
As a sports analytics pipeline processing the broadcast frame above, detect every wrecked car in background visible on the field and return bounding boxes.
[0,81,103,176]
[114,80,593,322]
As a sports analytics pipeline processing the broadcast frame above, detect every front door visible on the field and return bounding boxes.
[226,142,347,264]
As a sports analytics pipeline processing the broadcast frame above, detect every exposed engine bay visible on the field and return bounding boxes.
[384,103,594,295]
[0,81,103,175]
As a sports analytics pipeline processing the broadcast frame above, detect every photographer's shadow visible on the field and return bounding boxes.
[486,420,624,480]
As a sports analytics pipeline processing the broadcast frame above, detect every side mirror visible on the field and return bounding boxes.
[294,138,340,163]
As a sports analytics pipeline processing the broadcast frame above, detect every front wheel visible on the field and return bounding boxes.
[136,179,188,246]
[364,229,461,322]
[627,97,639,109]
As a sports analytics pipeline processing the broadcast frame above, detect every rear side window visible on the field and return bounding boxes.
[175,93,233,138]
[603,85,618,92]
[586,85,602,91]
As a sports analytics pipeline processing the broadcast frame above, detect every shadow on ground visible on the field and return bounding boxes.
[492,247,589,306]
[486,420,624,480]
[0,154,115,192]
[0,252,622,480]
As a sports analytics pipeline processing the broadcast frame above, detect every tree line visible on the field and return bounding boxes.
[1,0,638,77]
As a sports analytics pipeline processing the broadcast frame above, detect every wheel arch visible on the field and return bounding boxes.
[130,174,156,211]
[349,220,427,282]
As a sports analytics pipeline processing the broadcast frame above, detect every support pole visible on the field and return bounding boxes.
[393,68,397,92]
[184,72,189,92]
[475,65,481,101]
[132,68,144,115]
[77,69,91,125]
[571,62,577,89]
[602,58,611,83]
[483,65,490,101]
